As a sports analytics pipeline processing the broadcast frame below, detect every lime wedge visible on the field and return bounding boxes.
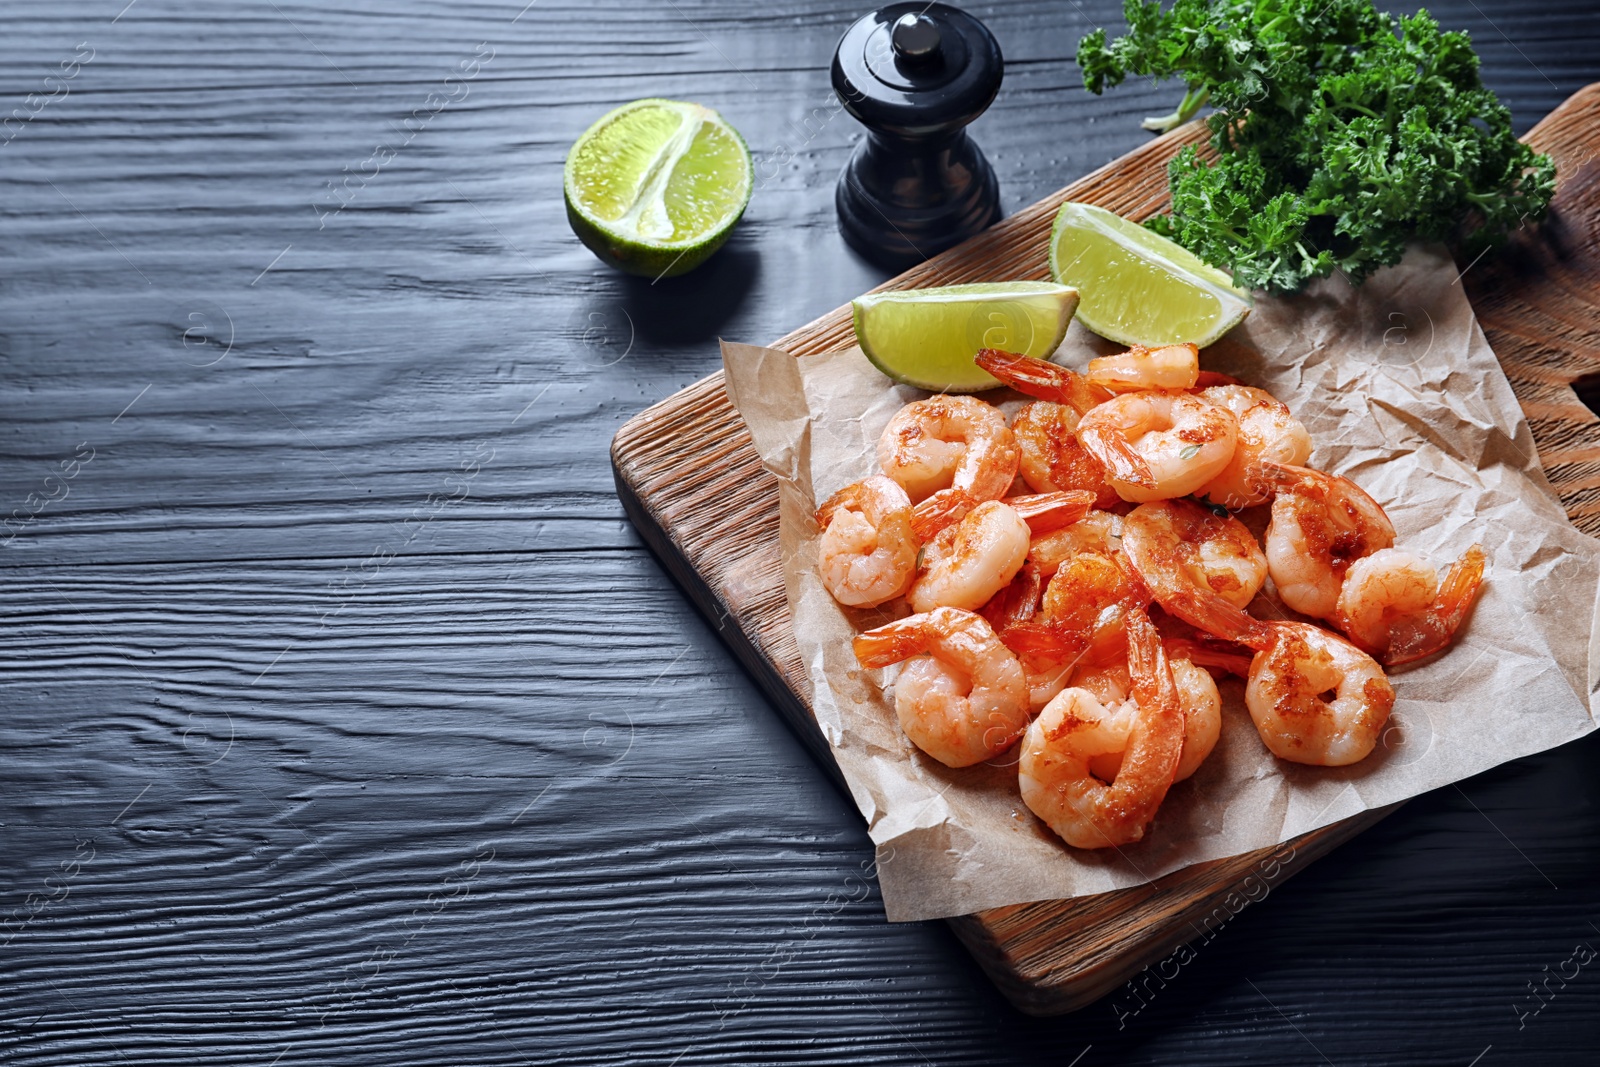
[564,99,751,278]
[1048,202,1252,348]
[852,282,1080,393]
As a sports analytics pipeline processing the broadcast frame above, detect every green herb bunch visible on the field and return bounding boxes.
[1077,0,1556,293]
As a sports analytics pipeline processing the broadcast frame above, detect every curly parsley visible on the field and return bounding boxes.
[1077,0,1556,293]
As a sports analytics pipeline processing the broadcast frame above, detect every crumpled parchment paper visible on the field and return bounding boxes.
[722,244,1600,922]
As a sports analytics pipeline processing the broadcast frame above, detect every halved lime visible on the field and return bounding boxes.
[564,99,751,279]
[1048,202,1252,347]
[852,282,1080,392]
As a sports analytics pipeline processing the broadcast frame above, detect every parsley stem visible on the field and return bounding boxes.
[1142,85,1211,133]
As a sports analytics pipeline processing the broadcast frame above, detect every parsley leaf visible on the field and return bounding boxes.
[1077,0,1557,293]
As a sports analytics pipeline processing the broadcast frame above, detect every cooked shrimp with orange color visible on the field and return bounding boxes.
[1010,401,1121,508]
[1246,623,1396,766]
[1084,343,1200,394]
[852,607,1030,768]
[1076,391,1240,502]
[1193,385,1312,509]
[816,476,918,608]
[1018,608,1185,848]
[1168,585,1397,767]
[908,493,1091,613]
[1256,462,1396,619]
[1071,653,1221,784]
[1121,498,1267,611]
[877,394,1018,512]
[1028,508,1121,578]
[999,516,1144,690]
[810,340,1487,853]
[1333,545,1486,666]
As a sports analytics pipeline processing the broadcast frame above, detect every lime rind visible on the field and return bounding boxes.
[1057,203,1245,295]
[1049,202,1252,348]
[862,281,1071,302]
[852,281,1080,393]
[563,99,751,278]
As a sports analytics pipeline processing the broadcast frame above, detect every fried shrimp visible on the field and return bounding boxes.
[877,395,1018,510]
[1028,509,1121,578]
[1121,499,1268,610]
[1085,343,1200,394]
[1077,392,1239,503]
[1071,654,1221,783]
[1011,401,1120,508]
[1018,608,1184,848]
[980,501,1122,712]
[999,512,1140,673]
[1333,545,1486,666]
[980,561,1043,634]
[1033,552,1142,670]
[908,500,1029,613]
[1245,623,1394,766]
[974,349,1110,412]
[1179,593,1395,767]
[815,476,918,608]
[1008,490,1098,536]
[852,607,1030,768]
[908,495,1089,614]
[1193,385,1313,509]
[1256,463,1396,619]
[1042,552,1136,633]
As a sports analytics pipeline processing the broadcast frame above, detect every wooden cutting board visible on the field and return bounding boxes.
[611,83,1600,1015]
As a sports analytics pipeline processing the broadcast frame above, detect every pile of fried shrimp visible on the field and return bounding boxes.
[816,344,1486,851]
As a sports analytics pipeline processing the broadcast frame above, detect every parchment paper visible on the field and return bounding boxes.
[723,243,1600,923]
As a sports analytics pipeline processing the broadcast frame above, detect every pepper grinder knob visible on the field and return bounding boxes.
[832,2,1004,270]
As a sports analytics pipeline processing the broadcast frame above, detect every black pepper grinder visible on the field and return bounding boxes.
[832,2,1004,270]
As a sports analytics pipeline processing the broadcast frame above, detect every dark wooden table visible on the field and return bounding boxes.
[3,2,1596,1064]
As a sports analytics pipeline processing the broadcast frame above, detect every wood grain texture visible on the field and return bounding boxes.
[614,84,1600,1014]
[2,1,1598,1064]
[1462,82,1600,533]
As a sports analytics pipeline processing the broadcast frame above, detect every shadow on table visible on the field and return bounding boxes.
[620,237,760,347]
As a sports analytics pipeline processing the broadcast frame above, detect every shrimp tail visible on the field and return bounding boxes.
[1151,578,1273,651]
[1112,551,1153,609]
[1382,544,1487,667]
[1078,424,1157,489]
[910,488,974,542]
[1007,490,1096,534]
[1118,606,1183,812]
[1165,636,1255,679]
[999,620,1088,661]
[852,616,932,668]
[1125,607,1175,712]
[981,562,1043,634]
[815,481,862,528]
[975,349,1110,413]
[1193,370,1247,390]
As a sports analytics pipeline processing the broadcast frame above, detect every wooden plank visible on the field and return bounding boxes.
[613,83,1600,1014]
